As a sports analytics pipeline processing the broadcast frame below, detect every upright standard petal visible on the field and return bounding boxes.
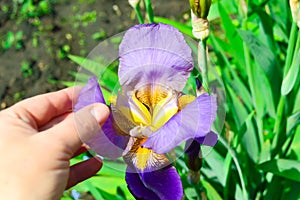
[126,166,183,200]
[143,93,217,154]
[118,23,194,92]
[74,76,129,159]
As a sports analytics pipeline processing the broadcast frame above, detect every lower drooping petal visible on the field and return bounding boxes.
[118,23,193,92]
[125,166,183,200]
[143,93,217,154]
[74,76,129,159]
[126,169,160,200]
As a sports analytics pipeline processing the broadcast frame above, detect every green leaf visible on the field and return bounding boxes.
[154,17,193,38]
[68,54,105,75]
[3,31,14,50]
[235,184,244,200]
[287,110,300,134]
[209,33,253,111]
[68,54,119,92]
[203,148,226,186]
[238,29,277,78]
[85,180,104,200]
[218,3,245,69]
[258,159,300,182]
[97,188,126,200]
[201,179,222,200]
[281,50,300,96]
[259,140,271,164]
[291,127,300,159]
[238,30,276,118]
[227,86,260,162]
[184,187,197,199]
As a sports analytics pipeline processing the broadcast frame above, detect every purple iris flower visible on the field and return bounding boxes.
[74,23,217,200]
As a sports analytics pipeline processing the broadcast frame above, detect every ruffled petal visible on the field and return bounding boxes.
[74,76,129,159]
[119,23,193,91]
[143,93,217,154]
[126,166,183,200]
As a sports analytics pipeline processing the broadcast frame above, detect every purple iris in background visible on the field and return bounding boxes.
[74,23,217,200]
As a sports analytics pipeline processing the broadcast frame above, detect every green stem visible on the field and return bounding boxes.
[134,4,144,24]
[219,137,248,200]
[293,30,300,61]
[198,39,210,93]
[271,96,286,156]
[272,24,299,154]
[242,20,255,102]
[283,128,297,157]
[144,0,154,23]
[283,22,298,76]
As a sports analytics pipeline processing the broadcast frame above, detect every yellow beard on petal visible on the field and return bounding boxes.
[124,138,170,171]
[135,146,153,170]
[178,95,196,110]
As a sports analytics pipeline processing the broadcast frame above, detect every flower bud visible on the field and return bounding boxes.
[239,0,248,18]
[189,0,211,19]
[184,139,202,171]
[191,11,210,40]
[128,0,140,8]
[187,170,201,184]
[290,0,300,28]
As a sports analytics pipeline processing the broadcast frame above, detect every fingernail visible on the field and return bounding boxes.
[90,104,109,125]
[91,105,102,122]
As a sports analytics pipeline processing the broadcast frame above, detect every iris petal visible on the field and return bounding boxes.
[119,23,193,92]
[74,76,129,159]
[195,131,218,146]
[126,166,183,200]
[143,93,217,154]
[126,169,160,200]
[74,76,105,111]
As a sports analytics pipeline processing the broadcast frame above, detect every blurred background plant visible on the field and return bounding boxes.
[1,0,300,199]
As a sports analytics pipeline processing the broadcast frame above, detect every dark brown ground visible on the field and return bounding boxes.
[0,0,189,109]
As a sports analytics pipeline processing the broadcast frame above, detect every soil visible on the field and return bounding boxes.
[0,0,189,109]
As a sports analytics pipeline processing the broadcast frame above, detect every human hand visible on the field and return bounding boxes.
[0,87,109,200]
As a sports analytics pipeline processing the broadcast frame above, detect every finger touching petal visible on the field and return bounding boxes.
[74,76,129,159]
[74,76,105,111]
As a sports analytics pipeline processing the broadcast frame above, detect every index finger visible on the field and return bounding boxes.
[6,86,81,128]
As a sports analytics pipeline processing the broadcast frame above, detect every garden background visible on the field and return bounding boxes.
[0,0,299,199]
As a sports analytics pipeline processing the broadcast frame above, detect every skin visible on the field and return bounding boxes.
[0,87,110,200]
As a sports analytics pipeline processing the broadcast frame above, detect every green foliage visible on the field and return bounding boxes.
[11,0,53,21]
[60,0,300,199]
[1,31,23,50]
[74,11,97,28]
[21,60,33,78]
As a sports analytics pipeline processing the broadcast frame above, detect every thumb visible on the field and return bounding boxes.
[47,103,110,155]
